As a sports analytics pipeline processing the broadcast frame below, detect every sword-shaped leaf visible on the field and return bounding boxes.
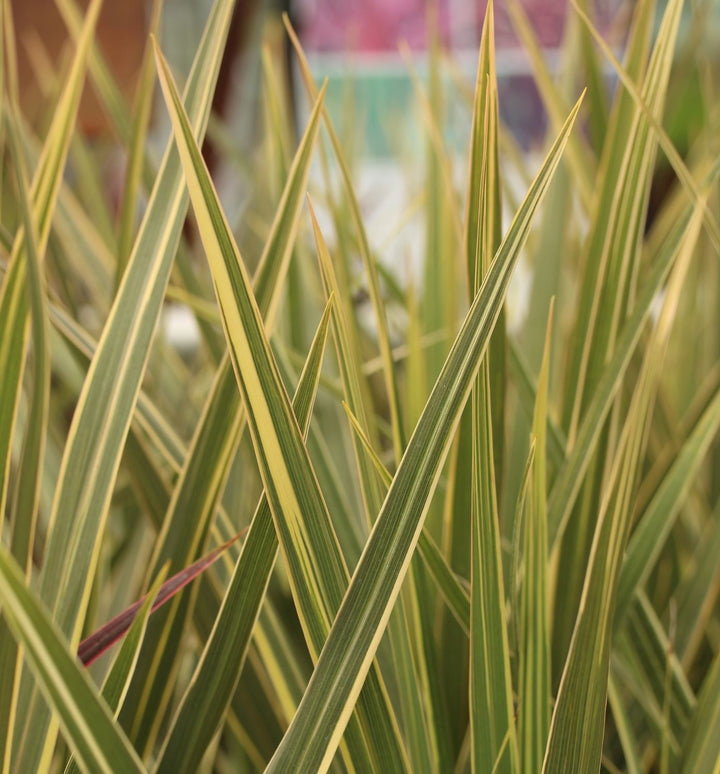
[265,93,584,774]
[680,651,720,774]
[0,107,52,772]
[118,61,326,754]
[64,567,168,774]
[155,298,332,774]
[466,6,517,771]
[0,0,101,526]
[154,40,409,773]
[77,534,242,667]
[0,544,144,774]
[544,199,705,774]
[518,302,553,773]
[12,2,237,770]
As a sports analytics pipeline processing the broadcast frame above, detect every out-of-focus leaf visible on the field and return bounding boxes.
[544,197,704,773]
[680,651,720,774]
[519,302,553,773]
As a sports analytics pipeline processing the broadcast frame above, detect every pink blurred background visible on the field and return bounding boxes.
[297,0,626,52]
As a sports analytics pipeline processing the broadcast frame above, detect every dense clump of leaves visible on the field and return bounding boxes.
[0,0,718,771]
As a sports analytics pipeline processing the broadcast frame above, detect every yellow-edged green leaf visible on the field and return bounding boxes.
[466,7,517,771]
[311,200,384,532]
[0,109,52,771]
[560,0,659,439]
[55,0,134,148]
[544,197,705,773]
[571,0,720,253]
[607,675,643,774]
[154,41,410,773]
[265,92,583,774]
[11,3,237,769]
[0,543,144,774]
[4,110,49,579]
[617,593,695,754]
[508,339,567,468]
[674,500,720,664]
[116,0,163,288]
[341,398,471,633]
[311,201,447,773]
[553,0,682,670]
[285,14,407,463]
[505,0,596,212]
[547,165,720,551]
[0,0,102,764]
[518,301,552,774]
[117,57,327,755]
[680,651,720,774]
[0,0,101,529]
[615,385,720,622]
[155,297,332,774]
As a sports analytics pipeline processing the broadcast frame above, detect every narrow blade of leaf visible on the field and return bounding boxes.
[265,93,584,774]
[78,533,243,667]
[155,299,332,774]
[12,3,237,769]
[518,302,553,773]
[543,198,705,774]
[64,566,169,774]
[0,544,144,774]
[154,41,410,773]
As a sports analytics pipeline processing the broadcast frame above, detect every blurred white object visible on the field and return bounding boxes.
[163,304,202,355]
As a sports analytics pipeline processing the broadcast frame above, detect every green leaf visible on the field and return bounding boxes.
[0,543,144,774]
[0,0,102,765]
[466,6,517,771]
[552,0,683,677]
[0,0,101,529]
[64,567,169,774]
[546,167,720,551]
[518,302,553,773]
[311,201,448,773]
[617,593,695,754]
[4,111,50,575]
[55,0,134,147]
[11,2,237,769]
[285,13,407,463]
[615,385,720,623]
[0,108,52,773]
[507,339,566,469]
[543,197,705,773]
[154,40,409,773]
[607,675,643,774]
[680,651,720,774]
[115,0,163,288]
[504,0,596,212]
[340,399,471,634]
[265,92,584,774]
[155,298,332,774]
[570,0,720,253]
[118,72,327,753]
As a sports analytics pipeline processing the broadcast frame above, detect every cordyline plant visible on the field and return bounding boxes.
[0,0,719,771]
